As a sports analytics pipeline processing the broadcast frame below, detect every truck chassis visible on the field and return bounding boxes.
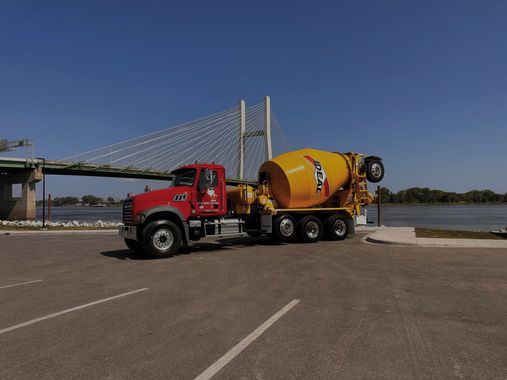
[120,207,355,258]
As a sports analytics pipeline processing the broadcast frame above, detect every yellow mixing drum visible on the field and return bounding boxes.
[258,148,351,208]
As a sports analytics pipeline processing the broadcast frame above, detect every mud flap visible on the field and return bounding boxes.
[261,215,272,234]
[347,217,355,237]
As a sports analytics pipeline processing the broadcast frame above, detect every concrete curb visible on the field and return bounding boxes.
[1,230,118,236]
[365,227,507,249]
[366,236,415,247]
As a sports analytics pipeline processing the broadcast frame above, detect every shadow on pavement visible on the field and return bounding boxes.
[100,249,151,260]
[100,236,285,260]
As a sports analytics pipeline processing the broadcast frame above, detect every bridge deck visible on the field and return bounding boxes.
[0,157,256,186]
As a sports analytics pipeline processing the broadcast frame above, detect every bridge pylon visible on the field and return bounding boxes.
[0,168,42,220]
[0,97,285,220]
[237,96,272,180]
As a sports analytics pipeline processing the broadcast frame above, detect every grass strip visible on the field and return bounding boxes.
[415,228,504,240]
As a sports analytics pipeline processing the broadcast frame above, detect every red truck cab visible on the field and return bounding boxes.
[120,163,229,257]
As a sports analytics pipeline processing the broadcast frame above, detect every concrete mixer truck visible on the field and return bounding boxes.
[119,148,384,258]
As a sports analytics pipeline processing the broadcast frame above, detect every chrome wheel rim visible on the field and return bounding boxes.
[305,221,319,239]
[152,228,174,250]
[371,163,382,178]
[279,218,295,237]
[333,219,347,236]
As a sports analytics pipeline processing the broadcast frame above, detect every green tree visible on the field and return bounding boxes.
[378,187,393,204]
[52,197,79,206]
[81,195,103,206]
[375,187,506,204]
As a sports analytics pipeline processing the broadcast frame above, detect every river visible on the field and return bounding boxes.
[365,204,507,231]
[36,204,507,231]
[36,206,122,223]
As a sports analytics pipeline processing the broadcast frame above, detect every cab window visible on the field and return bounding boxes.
[170,169,196,187]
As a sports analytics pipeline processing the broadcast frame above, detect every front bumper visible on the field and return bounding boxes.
[119,225,137,240]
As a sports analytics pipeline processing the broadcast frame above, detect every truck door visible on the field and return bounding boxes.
[196,168,222,215]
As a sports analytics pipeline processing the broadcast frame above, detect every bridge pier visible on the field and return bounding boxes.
[0,168,42,220]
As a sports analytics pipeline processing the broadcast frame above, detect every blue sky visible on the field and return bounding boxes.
[1,1,506,198]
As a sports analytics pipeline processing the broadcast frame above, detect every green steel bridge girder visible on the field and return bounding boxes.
[0,158,256,186]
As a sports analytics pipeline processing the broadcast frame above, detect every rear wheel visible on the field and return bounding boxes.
[143,220,182,258]
[325,215,349,240]
[272,214,297,242]
[298,216,323,243]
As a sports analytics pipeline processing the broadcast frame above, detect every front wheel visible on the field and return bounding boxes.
[298,216,323,243]
[143,220,182,258]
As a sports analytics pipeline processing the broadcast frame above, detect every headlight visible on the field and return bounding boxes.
[135,213,146,223]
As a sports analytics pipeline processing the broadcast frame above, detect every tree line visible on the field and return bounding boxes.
[36,195,121,207]
[378,187,507,204]
[35,188,507,206]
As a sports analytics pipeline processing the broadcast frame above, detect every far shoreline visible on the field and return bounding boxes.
[35,205,122,208]
[372,203,507,207]
[33,203,507,208]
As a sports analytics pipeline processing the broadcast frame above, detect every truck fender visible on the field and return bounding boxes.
[364,155,382,162]
[142,206,190,243]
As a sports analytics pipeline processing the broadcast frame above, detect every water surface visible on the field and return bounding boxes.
[366,204,507,231]
[36,206,121,223]
[36,204,507,231]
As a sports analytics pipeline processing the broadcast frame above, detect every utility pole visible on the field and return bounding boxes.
[47,193,52,222]
[264,96,272,160]
[42,158,46,229]
[238,100,246,179]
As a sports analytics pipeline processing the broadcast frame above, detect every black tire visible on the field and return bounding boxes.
[298,216,323,243]
[272,214,297,242]
[324,215,349,241]
[366,159,384,183]
[124,238,143,254]
[143,220,182,258]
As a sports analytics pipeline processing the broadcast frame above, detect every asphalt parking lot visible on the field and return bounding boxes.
[0,233,506,379]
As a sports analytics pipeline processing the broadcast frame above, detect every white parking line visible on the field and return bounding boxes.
[0,288,149,335]
[194,299,300,380]
[0,279,43,290]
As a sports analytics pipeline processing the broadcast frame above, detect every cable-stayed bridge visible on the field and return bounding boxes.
[0,97,289,219]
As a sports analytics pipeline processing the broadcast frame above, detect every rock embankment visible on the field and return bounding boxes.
[0,220,122,228]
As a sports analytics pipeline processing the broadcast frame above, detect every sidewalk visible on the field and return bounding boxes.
[366,227,507,249]
[0,229,118,236]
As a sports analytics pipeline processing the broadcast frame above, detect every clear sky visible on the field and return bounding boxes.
[1,1,506,198]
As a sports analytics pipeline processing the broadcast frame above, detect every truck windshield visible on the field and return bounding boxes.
[170,169,196,187]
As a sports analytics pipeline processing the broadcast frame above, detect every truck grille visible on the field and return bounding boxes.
[122,199,133,224]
